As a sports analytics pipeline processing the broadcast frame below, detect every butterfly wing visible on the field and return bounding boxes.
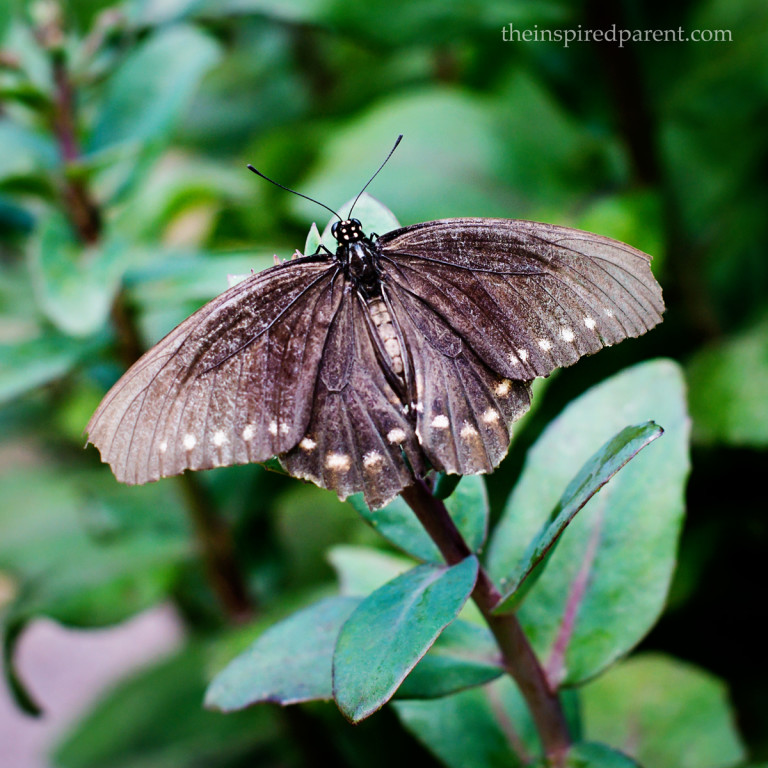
[384,284,531,477]
[87,258,340,484]
[378,218,664,380]
[280,282,424,509]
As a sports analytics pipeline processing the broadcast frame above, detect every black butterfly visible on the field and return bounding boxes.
[87,139,664,509]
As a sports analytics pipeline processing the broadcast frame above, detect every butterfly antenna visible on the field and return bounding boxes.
[247,165,342,221]
[347,134,403,219]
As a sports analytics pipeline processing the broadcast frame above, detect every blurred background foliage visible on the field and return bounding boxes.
[0,0,766,764]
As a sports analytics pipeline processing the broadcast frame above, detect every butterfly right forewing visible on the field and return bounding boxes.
[379,218,664,381]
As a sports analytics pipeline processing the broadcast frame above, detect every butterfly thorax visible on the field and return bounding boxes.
[332,218,406,383]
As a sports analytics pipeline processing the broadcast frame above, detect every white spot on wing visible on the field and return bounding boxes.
[325,452,351,471]
[495,379,511,397]
[213,430,227,447]
[603,307,614,317]
[431,414,449,429]
[299,437,316,451]
[518,348,529,362]
[183,433,196,451]
[584,316,596,329]
[482,408,500,424]
[158,441,167,454]
[560,327,575,343]
[268,421,278,436]
[279,422,290,435]
[460,422,479,439]
[363,451,383,468]
[387,428,407,444]
[537,338,552,351]
[242,424,256,441]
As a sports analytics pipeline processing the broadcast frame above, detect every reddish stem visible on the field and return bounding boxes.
[400,479,571,764]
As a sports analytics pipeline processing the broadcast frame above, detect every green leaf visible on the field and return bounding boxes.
[333,556,478,721]
[296,90,512,227]
[687,314,768,447]
[348,475,488,562]
[54,643,283,768]
[85,25,221,202]
[487,360,690,687]
[494,422,664,613]
[0,333,103,405]
[0,121,56,181]
[328,545,416,596]
[87,25,221,154]
[0,466,193,710]
[559,742,642,768]
[205,596,360,711]
[396,618,503,699]
[581,654,746,768]
[303,221,323,255]
[394,677,538,768]
[29,211,130,337]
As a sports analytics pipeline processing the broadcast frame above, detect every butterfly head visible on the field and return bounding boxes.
[332,218,364,244]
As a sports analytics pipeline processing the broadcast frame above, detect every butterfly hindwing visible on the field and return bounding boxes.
[87,259,339,484]
[280,284,424,509]
[379,218,664,380]
[386,285,531,477]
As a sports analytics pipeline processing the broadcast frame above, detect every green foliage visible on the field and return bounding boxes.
[488,361,690,687]
[581,654,746,768]
[0,0,764,764]
[493,421,664,613]
[687,314,768,447]
[348,474,488,562]
[333,556,478,721]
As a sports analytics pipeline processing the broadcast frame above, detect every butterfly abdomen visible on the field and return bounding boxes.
[368,296,404,376]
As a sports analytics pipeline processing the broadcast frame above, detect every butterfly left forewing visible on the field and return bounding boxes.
[87,259,339,484]
[280,285,424,509]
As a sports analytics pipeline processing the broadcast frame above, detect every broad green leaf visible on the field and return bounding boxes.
[582,654,746,768]
[0,333,103,405]
[328,545,416,596]
[87,26,221,154]
[333,556,478,721]
[127,0,210,25]
[396,618,503,699]
[54,644,283,768]
[110,156,251,243]
[487,360,689,687]
[394,677,538,768]
[29,211,129,337]
[295,90,513,227]
[348,475,488,563]
[86,25,221,202]
[494,422,664,613]
[205,596,360,711]
[559,743,641,768]
[0,465,192,710]
[687,314,768,447]
[0,121,56,180]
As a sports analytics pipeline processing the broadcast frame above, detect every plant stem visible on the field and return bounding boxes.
[50,51,101,244]
[178,472,255,624]
[400,479,571,765]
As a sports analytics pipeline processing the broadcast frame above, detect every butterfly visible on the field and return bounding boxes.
[87,137,664,510]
